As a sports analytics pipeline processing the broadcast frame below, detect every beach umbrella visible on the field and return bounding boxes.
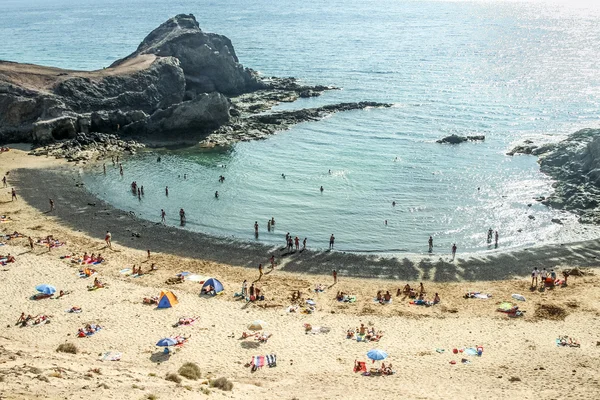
[248,320,267,331]
[35,284,56,295]
[367,349,388,362]
[156,337,177,347]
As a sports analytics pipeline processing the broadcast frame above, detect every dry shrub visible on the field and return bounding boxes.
[534,304,568,321]
[56,343,78,354]
[210,377,233,391]
[201,387,210,395]
[509,377,521,382]
[565,300,580,309]
[178,362,201,380]
[441,306,458,313]
[165,373,181,383]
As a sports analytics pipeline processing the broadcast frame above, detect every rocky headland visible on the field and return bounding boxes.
[508,128,600,223]
[0,14,389,151]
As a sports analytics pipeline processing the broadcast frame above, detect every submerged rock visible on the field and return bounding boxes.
[436,134,485,144]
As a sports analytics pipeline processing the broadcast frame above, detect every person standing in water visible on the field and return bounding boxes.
[103,163,106,175]
[320,186,324,192]
[271,217,275,227]
[49,198,54,212]
[451,243,457,261]
[295,236,300,251]
[161,209,166,224]
[487,228,493,243]
[254,221,259,238]
[494,230,499,247]
[140,186,144,196]
[303,237,307,250]
[267,220,271,232]
[329,234,335,250]
[179,208,186,225]
[428,236,433,252]
[119,164,123,176]
[215,191,219,198]
[165,186,169,197]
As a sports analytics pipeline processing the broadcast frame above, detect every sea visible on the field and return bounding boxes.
[2,0,600,254]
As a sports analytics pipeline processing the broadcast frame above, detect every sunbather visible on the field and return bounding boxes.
[359,324,367,335]
[376,291,382,302]
[93,277,104,288]
[143,296,159,305]
[383,291,391,302]
[433,293,440,304]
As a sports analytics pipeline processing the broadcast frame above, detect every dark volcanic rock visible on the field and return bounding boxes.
[0,14,388,148]
[436,134,485,144]
[111,14,264,96]
[532,129,600,223]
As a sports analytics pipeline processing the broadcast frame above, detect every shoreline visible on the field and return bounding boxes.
[12,154,600,282]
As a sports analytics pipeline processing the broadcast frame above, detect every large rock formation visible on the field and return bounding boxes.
[111,14,263,96]
[518,129,600,223]
[0,14,387,146]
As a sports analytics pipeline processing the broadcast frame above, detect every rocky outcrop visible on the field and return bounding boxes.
[436,134,485,144]
[200,101,392,146]
[0,14,386,147]
[111,14,264,96]
[524,129,600,223]
[28,132,144,162]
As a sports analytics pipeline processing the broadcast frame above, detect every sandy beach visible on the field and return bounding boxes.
[1,149,600,400]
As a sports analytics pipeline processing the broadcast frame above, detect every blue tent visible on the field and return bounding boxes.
[157,291,178,308]
[201,277,224,295]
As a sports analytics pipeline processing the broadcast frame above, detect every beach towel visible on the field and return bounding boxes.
[306,326,331,334]
[496,302,515,312]
[464,348,478,356]
[511,294,526,302]
[266,354,277,367]
[251,355,266,371]
[100,351,122,361]
[65,308,82,313]
[119,268,132,275]
[306,299,316,306]
[373,298,392,304]
[186,274,205,282]
[338,295,357,303]
[556,336,580,348]
[176,317,197,326]
[354,361,367,373]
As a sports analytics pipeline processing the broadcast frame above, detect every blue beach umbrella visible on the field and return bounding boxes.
[156,337,177,347]
[367,349,388,362]
[35,284,56,295]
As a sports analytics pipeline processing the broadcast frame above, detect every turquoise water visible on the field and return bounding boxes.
[3,0,600,252]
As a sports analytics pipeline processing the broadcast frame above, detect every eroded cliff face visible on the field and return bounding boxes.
[0,14,264,144]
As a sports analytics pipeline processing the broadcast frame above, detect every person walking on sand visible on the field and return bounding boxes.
[2,175,6,187]
[161,209,166,224]
[165,186,169,197]
[49,198,54,212]
[254,221,259,238]
[451,243,457,261]
[332,269,338,284]
[28,236,34,250]
[11,187,17,201]
[258,264,263,280]
[270,254,275,269]
[147,249,151,259]
[494,230,499,247]
[329,234,335,250]
[531,267,539,287]
[428,236,433,252]
[105,231,112,249]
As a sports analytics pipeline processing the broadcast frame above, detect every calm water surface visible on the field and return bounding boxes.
[2,0,600,252]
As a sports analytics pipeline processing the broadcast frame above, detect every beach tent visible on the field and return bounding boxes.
[157,291,178,308]
[201,278,224,294]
